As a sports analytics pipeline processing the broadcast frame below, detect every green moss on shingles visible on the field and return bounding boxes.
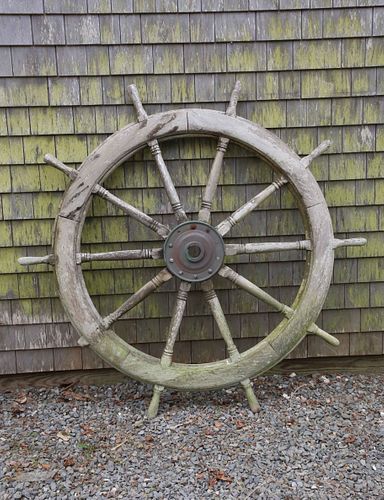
[345,283,369,308]
[12,219,53,247]
[82,218,103,244]
[2,193,34,220]
[6,108,30,135]
[55,135,88,163]
[0,221,13,247]
[325,181,356,206]
[32,192,62,219]
[0,138,24,165]
[0,166,11,193]
[23,136,55,164]
[11,165,41,192]
[102,216,129,243]
[0,273,18,299]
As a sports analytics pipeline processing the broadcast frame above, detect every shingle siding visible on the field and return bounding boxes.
[0,3,383,374]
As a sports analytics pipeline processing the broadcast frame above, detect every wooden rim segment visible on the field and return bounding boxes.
[54,109,334,391]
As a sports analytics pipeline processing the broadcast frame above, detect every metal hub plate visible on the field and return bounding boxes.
[164,221,225,282]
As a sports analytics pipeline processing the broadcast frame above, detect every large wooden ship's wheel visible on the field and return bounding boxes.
[19,83,366,417]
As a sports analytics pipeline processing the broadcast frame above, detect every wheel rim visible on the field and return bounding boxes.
[54,108,334,391]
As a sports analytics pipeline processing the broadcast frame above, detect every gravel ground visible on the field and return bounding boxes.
[1,373,383,499]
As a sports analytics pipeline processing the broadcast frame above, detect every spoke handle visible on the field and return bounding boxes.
[301,140,331,169]
[226,80,241,117]
[18,255,54,266]
[333,237,367,249]
[127,84,148,122]
[44,154,77,179]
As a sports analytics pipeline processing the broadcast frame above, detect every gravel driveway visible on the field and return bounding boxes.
[1,373,383,499]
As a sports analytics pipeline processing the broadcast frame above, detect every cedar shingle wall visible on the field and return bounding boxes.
[0,0,383,375]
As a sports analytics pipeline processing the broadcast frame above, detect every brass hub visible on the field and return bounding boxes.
[164,221,225,282]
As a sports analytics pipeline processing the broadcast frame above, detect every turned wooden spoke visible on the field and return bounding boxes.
[94,185,169,238]
[201,279,260,412]
[161,282,191,367]
[219,266,291,315]
[216,180,285,236]
[44,154,169,239]
[225,240,311,256]
[128,85,187,223]
[103,268,172,329]
[198,81,241,223]
[219,266,339,346]
[148,281,191,418]
[216,140,331,237]
[201,279,239,360]
[225,237,367,256]
[77,248,163,264]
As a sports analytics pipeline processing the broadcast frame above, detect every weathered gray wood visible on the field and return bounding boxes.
[103,268,172,329]
[216,181,283,236]
[18,254,55,265]
[128,84,187,223]
[216,140,331,237]
[225,240,311,256]
[332,237,367,249]
[78,248,163,263]
[147,281,190,418]
[201,279,260,412]
[44,153,169,239]
[198,80,240,222]
[95,184,169,237]
[219,265,340,347]
[161,282,191,366]
[18,248,163,266]
[20,236,366,269]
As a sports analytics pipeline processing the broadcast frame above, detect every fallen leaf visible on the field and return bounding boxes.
[63,457,75,467]
[344,434,357,444]
[11,403,24,415]
[208,477,217,488]
[15,393,27,404]
[235,420,245,429]
[62,390,94,402]
[57,431,70,442]
[209,468,233,485]
[40,463,51,470]
[145,434,153,443]
[214,421,223,429]
[214,470,233,483]
[81,424,93,436]
[9,461,22,472]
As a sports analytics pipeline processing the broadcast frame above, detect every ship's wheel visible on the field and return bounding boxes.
[19,82,366,417]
